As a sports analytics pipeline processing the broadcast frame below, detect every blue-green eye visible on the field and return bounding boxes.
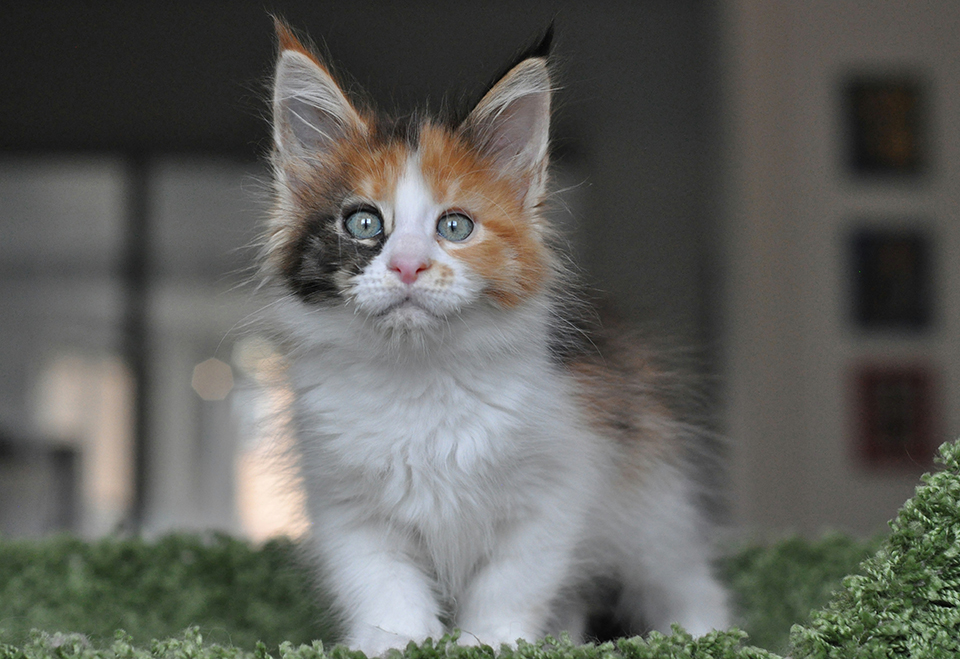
[437,213,474,242]
[344,209,383,239]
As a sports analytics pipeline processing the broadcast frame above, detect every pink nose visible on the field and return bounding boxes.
[388,256,431,285]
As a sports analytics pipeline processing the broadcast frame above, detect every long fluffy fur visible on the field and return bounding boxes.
[259,20,729,655]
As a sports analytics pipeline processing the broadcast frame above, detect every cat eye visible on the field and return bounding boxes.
[344,209,383,240]
[437,212,474,242]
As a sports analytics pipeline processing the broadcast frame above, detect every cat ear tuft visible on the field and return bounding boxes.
[528,22,554,60]
[272,19,366,161]
[461,55,552,202]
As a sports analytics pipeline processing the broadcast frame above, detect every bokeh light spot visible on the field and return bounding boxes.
[191,357,234,401]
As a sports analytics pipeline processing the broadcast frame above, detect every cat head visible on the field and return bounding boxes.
[265,20,558,337]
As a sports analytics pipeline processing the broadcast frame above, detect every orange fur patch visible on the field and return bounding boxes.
[344,142,409,212]
[433,263,455,287]
[568,338,680,479]
[417,124,551,307]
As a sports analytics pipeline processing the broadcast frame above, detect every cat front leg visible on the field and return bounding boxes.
[610,468,730,637]
[315,514,444,656]
[456,509,580,648]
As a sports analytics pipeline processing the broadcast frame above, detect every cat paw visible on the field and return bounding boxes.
[349,628,425,657]
[453,632,485,648]
[454,624,534,650]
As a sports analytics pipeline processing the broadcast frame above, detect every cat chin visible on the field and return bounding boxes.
[372,300,446,334]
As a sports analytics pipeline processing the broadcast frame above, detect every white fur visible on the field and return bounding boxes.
[277,296,729,654]
[281,295,599,653]
[267,42,728,656]
[268,161,729,655]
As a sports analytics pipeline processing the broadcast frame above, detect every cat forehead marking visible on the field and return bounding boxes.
[392,156,441,235]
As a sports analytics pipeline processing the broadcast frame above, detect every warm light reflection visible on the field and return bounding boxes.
[33,354,134,536]
[191,357,234,401]
[232,336,308,542]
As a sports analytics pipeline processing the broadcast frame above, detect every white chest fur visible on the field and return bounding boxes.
[288,321,594,599]
[285,303,588,541]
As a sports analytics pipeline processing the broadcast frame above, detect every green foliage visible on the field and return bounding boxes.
[790,440,960,657]
[0,530,806,658]
[0,628,777,659]
[722,534,881,653]
[0,534,334,650]
[1,439,959,659]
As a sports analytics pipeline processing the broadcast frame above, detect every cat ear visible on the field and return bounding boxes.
[461,54,552,202]
[272,20,367,161]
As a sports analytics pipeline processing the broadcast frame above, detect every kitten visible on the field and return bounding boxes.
[262,20,729,656]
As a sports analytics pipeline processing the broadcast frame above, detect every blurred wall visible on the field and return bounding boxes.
[0,0,720,343]
[6,1,953,542]
[723,0,960,537]
[0,2,721,536]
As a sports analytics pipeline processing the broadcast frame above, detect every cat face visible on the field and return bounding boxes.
[267,22,556,334]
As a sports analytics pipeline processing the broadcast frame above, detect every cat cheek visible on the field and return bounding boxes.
[333,269,359,296]
[449,239,546,308]
[321,244,379,296]
[432,263,456,288]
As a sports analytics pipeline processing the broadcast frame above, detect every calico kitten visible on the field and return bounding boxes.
[263,20,729,656]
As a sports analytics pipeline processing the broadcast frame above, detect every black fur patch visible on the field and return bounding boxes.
[283,208,385,305]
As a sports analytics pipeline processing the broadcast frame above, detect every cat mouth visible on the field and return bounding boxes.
[370,297,447,332]
[377,297,425,314]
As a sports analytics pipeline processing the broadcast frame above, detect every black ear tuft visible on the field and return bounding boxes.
[454,23,556,128]
[493,23,557,87]
[509,21,555,68]
[500,22,555,81]
[528,21,555,60]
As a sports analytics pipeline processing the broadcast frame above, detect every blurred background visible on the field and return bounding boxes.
[0,1,957,542]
